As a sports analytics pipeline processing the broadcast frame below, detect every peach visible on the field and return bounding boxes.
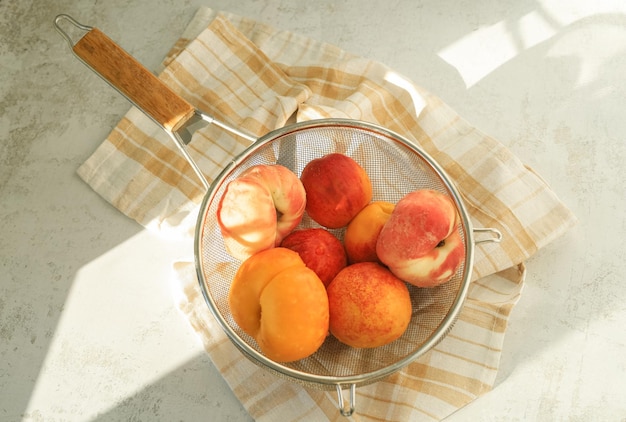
[376,189,466,287]
[300,153,372,229]
[228,247,304,335]
[217,164,306,260]
[344,201,395,264]
[228,247,329,362]
[280,228,347,287]
[327,262,412,348]
[256,266,329,362]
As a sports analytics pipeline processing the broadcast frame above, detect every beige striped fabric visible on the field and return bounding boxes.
[77,7,576,421]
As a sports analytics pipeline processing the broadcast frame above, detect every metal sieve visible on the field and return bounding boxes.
[55,14,502,417]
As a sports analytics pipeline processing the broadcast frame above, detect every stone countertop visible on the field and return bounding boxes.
[1,1,624,420]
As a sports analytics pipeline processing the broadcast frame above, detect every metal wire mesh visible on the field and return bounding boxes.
[195,120,472,389]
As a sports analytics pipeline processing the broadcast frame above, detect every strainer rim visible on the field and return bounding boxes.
[193,118,475,387]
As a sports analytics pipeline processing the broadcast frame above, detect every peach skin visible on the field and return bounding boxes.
[280,228,347,287]
[217,164,306,260]
[327,262,412,348]
[376,189,465,287]
[256,265,329,362]
[228,247,329,362]
[344,201,394,264]
[300,153,372,229]
[228,247,306,336]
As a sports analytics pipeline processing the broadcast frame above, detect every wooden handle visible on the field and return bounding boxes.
[73,28,194,132]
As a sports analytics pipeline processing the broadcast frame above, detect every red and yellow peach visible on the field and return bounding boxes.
[376,189,465,287]
[300,153,372,229]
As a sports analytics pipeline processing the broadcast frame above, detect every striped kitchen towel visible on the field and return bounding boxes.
[76,7,576,421]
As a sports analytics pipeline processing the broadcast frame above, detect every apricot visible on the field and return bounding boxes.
[344,201,395,264]
[280,228,347,287]
[300,153,372,229]
[327,262,412,348]
[376,189,466,287]
[228,247,329,362]
[256,266,329,362]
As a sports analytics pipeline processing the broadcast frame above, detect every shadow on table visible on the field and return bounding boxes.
[90,353,252,422]
[0,1,146,419]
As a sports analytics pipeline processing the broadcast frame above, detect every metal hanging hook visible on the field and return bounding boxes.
[54,14,92,49]
[473,227,503,245]
[336,384,356,417]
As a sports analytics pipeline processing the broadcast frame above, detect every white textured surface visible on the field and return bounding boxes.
[1,1,625,420]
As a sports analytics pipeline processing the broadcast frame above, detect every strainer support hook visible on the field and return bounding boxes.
[473,227,503,245]
[336,383,356,417]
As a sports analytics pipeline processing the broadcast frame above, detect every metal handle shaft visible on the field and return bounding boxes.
[56,16,196,132]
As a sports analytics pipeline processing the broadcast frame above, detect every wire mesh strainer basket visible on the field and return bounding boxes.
[194,120,491,416]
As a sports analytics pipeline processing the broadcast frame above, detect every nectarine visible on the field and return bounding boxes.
[327,262,412,348]
[300,153,372,229]
[376,189,465,287]
[280,228,347,287]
